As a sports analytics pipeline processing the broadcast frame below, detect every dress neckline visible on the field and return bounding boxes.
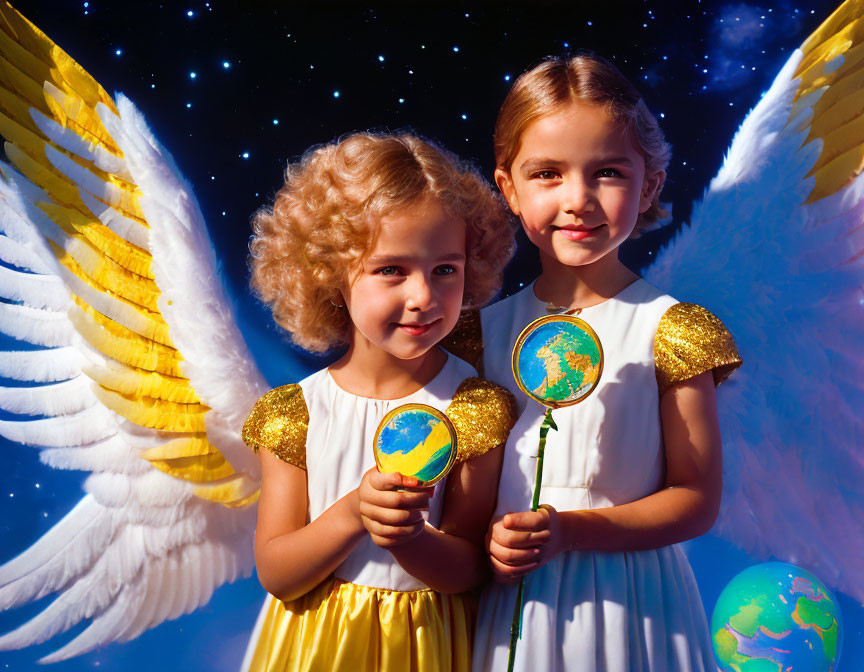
[528,277,645,315]
[325,352,453,402]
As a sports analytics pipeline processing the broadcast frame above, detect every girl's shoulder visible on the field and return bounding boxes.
[242,383,310,469]
[653,298,743,395]
[446,376,518,462]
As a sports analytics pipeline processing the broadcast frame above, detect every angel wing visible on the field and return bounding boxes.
[646,0,864,602]
[0,2,269,661]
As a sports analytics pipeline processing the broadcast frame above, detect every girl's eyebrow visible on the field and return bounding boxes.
[366,252,466,264]
[519,158,566,173]
[593,156,634,166]
[519,156,635,173]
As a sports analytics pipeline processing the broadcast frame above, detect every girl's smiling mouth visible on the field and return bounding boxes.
[554,224,604,241]
[396,321,438,336]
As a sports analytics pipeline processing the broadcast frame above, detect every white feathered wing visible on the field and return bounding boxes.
[646,1,864,602]
[0,2,268,662]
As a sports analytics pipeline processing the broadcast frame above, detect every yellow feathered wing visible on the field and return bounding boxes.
[0,2,259,507]
[0,2,269,661]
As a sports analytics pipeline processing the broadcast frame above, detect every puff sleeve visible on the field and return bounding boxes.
[445,377,517,463]
[654,302,743,396]
[242,384,309,469]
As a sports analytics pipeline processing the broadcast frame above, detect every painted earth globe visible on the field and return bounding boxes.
[373,404,456,486]
[711,562,842,672]
[512,314,603,408]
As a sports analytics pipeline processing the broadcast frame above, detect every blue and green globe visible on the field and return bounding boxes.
[513,316,602,407]
[711,562,842,672]
[373,404,456,485]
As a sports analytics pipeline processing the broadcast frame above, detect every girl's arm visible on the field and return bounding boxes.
[255,449,419,601]
[488,371,722,581]
[359,443,504,594]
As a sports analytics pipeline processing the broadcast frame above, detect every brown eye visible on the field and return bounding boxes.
[434,264,456,276]
[596,168,622,178]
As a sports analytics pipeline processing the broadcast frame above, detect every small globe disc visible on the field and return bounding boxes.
[373,403,457,486]
[511,314,603,408]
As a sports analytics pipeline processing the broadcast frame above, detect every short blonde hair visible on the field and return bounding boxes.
[494,54,671,233]
[250,132,515,352]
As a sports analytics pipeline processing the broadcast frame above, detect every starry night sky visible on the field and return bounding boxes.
[0,1,861,670]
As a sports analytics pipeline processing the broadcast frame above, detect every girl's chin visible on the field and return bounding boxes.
[541,247,610,269]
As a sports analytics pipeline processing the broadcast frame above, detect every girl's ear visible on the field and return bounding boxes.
[639,169,666,213]
[494,168,521,217]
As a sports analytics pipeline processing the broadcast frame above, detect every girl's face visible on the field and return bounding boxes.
[341,197,466,361]
[495,102,664,270]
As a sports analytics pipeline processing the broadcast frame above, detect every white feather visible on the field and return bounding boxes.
[0,167,73,259]
[145,552,179,631]
[0,233,52,274]
[84,470,192,510]
[56,264,163,344]
[646,47,864,601]
[0,181,59,269]
[0,496,110,609]
[99,97,267,477]
[40,533,251,662]
[0,162,51,211]
[159,553,185,622]
[0,303,75,347]
[0,263,69,310]
[0,347,84,382]
[0,530,148,649]
[118,553,167,641]
[37,584,146,662]
[39,436,149,474]
[29,104,131,180]
[78,188,150,250]
[0,376,95,416]
[0,404,117,446]
[169,552,193,622]
[44,144,128,209]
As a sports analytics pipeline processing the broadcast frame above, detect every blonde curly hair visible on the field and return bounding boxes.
[494,54,671,234]
[250,132,515,353]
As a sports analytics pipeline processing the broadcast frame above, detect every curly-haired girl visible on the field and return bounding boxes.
[241,132,518,672]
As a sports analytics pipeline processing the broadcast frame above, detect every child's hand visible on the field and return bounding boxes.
[358,467,434,549]
[486,505,563,583]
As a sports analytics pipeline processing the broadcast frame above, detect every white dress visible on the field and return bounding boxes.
[242,354,516,672]
[471,279,740,672]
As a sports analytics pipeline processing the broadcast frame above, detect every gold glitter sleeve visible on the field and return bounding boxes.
[655,303,742,396]
[440,310,484,377]
[446,377,517,462]
[242,384,308,469]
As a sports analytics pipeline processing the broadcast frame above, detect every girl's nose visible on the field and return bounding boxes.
[405,274,435,312]
[562,178,594,214]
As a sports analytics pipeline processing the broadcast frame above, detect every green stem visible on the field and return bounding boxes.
[506,408,557,672]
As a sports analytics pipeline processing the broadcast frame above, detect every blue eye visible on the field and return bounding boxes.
[434,264,456,276]
[376,266,400,276]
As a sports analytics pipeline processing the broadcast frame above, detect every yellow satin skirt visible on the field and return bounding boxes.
[245,577,476,672]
